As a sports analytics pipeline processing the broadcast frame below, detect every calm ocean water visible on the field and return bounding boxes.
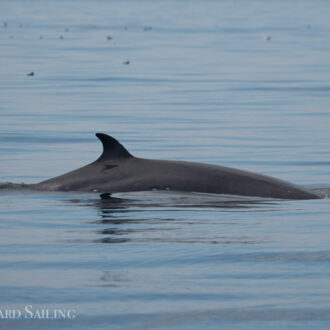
[1,0,330,329]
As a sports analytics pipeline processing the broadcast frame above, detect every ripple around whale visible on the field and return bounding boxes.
[0,182,31,190]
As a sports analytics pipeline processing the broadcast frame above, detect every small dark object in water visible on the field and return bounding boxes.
[65,28,69,32]
[26,72,34,76]
[144,26,152,31]
[107,36,112,40]
[123,60,130,65]
[100,193,112,200]
[60,35,64,40]
[40,35,43,39]
[4,22,8,28]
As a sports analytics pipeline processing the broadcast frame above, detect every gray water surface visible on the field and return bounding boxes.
[1,0,330,329]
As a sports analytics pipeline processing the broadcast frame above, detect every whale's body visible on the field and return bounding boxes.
[33,133,320,200]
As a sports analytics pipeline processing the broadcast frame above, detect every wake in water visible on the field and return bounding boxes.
[310,188,330,199]
[0,182,31,190]
[304,184,330,199]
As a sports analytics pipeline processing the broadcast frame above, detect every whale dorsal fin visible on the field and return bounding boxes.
[96,133,133,161]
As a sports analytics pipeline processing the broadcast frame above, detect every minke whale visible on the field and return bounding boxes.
[32,133,320,200]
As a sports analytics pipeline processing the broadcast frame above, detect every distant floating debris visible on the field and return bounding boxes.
[19,24,23,28]
[40,35,43,39]
[306,24,312,29]
[26,72,34,76]
[144,26,152,31]
[65,27,69,32]
[107,35,112,40]
[9,35,14,39]
[123,60,130,65]
[264,35,272,41]
[59,35,64,39]
[4,22,8,28]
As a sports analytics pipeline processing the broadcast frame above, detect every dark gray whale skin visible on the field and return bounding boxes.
[32,133,320,200]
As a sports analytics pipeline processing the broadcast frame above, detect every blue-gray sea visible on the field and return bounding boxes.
[1,0,330,329]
